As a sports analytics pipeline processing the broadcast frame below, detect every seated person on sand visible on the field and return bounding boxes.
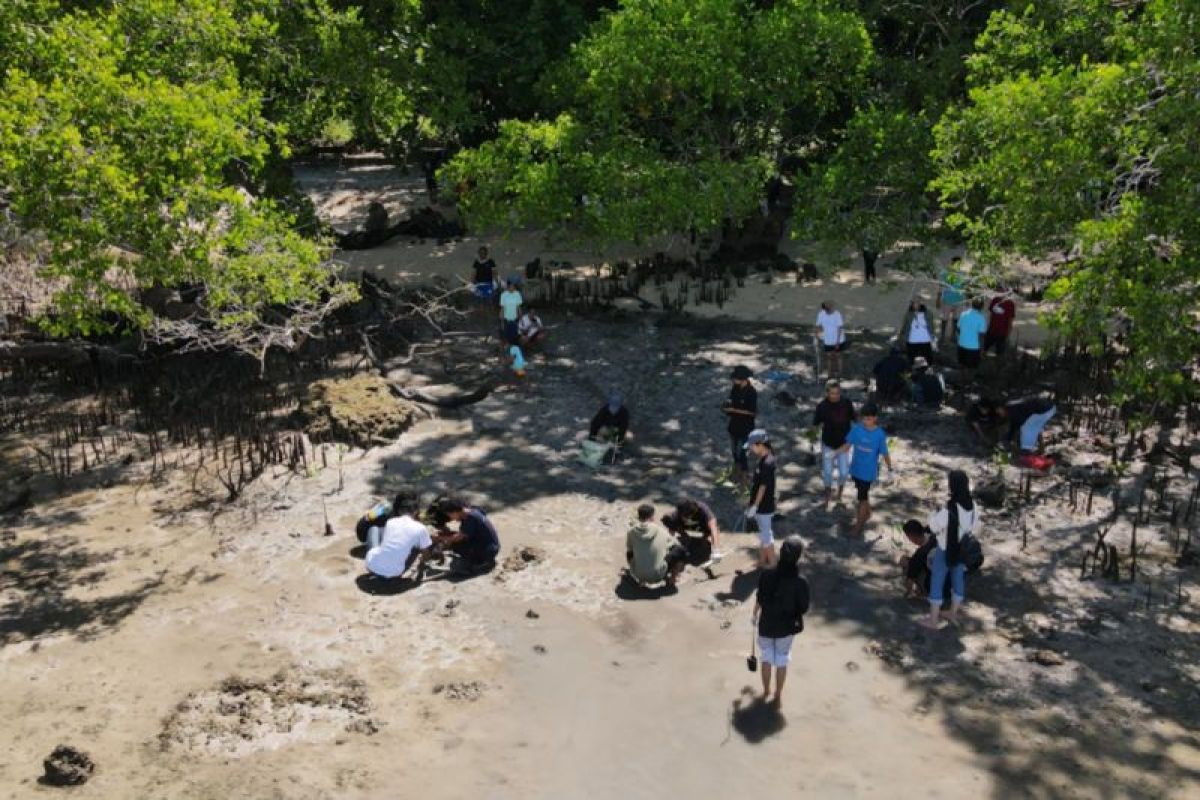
[626,504,687,588]
[517,308,546,349]
[589,392,630,444]
[966,397,1003,446]
[434,497,502,576]
[909,357,945,408]
[872,345,909,403]
[661,497,723,564]
[363,490,437,582]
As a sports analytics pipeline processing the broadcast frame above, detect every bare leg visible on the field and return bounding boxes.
[772,667,787,705]
[919,600,941,629]
[850,500,871,535]
[760,543,777,568]
[761,663,773,697]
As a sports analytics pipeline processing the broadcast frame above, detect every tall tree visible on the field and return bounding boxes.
[932,0,1200,402]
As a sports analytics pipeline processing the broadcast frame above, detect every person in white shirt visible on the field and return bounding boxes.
[919,470,978,629]
[363,490,436,581]
[815,301,845,380]
[517,308,545,348]
[900,298,934,363]
[498,278,523,345]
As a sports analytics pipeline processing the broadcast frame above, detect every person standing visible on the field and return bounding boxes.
[744,429,777,568]
[498,277,523,345]
[984,289,1017,356]
[722,366,757,485]
[752,536,809,707]
[899,299,934,364]
[471,246,498,304]
[937,257,965,343]
[843,402,894,536]
[862,249,879,284]
[956,297,987,376]
[815,301,845,380]
[919,471,978,629]
[811,380,856,509]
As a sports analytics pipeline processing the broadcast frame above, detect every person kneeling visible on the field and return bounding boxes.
[909,357,945,408]
[661,497,723,565]
[589,392,630,444]
[626,504,687,589]
[363,490,437,582]
[436,497,501,576]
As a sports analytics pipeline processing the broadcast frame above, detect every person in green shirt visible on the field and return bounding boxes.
[625,504,687,588]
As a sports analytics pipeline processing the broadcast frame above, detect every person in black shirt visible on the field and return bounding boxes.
[470,246,498,305]
[588,392,630,443]
[436,497,501,575]
[909,357,945,408]
[872,346,909,403]
[745,429,778,568]
[722,365,757,485]
[752,536,809,707]
[661,497,722,563]
[811,381,856,509]
[997,396,1057,454]
[966,397,1002,446]
[901,519,937,598]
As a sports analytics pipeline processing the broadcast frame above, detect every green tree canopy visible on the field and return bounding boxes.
[932,0,1200,402]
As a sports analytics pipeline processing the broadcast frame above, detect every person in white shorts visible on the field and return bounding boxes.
[752,536,810,707]
[744,429,778,568]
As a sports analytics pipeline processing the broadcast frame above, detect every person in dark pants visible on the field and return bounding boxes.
[997,396,1057,458]
[901,519,937,599]
[843,402,894,536]
[589,392,630,444]
[745,429,778,568]
[984,290,1016,356]
[436,498,501,576]
[872,346,909,403]
[910,357,945,408]
[862,249,878,284]
[722,365,757,486]
[752,536,810,707]
[661,497,723,564]
[899,299,934,364]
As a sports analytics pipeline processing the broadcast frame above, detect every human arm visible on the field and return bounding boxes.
[707,515,721,549]
[588,408,604,438]
[615,407,630,441]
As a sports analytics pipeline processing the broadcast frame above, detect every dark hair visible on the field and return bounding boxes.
[440,496,468,514]
[677,498,701,518]
[945,471,974,566]
[637,504,654,521]
[902,519,928,539]
[972,297,984,310]
[392,489,421,516]
[821,301,831,311]
[861,402,880,417]
[478,246,489,255]
[826,380,841,392]
[778,535,803,576]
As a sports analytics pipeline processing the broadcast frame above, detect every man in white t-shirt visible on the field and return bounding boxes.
[498,278,523,345]
[363,491,436,581]
[815,301,846,380]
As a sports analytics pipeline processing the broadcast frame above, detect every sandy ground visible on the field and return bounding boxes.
[0,168,1196,798]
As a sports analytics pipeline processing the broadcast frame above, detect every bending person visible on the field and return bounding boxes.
[662,497,723,563]
[436,497,501,576]
[589,392,630,444]
[363,490,437,581]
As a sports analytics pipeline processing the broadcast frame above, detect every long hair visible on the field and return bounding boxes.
[946,470,974,566]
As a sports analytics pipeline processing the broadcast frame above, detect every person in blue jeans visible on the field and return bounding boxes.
[810,380,855,509]
[920,470,979,629]
[843,403,894,536]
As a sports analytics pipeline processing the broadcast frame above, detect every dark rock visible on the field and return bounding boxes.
[533,644,547,655]
[1030,649,1064,666]
[42,745,95,786]
[975,479,1007,509]
[525,609,540,619]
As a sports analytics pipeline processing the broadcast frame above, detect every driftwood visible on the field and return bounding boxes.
[0,340,140,368]
[388,382,494,409]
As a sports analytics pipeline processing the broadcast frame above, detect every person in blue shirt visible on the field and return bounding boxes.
[841,403,894,536]
[956,297,987,375]
[436,497,501,576]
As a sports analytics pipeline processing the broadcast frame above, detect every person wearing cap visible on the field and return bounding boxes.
[723,366,757,484]
[744,429,778,567]
[810,380,856,509]
[751,535,809,706]
[909,356,945,408]
[842,402,894,536]
[872,345,909,403]
[815,301,845,380]
[589,392,630,444]
[498,276,523,345]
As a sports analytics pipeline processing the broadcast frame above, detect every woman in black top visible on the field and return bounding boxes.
[745,429,777,567]
[723,366,757,485]
[752,536,809,706]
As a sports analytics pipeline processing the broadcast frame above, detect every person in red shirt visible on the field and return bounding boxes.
[983,290,1017,356]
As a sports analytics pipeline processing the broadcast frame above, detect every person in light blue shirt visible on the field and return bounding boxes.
[841,403,894,536]
[956,297,987,374]
[509,344,527,377]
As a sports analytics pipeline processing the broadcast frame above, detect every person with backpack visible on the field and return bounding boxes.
[919,471,979,629]
[751,536,810,707]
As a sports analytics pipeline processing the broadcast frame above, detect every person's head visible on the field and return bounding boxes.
[478,246,489,259]
[890,344,902,356]
[861,402,880,428]
[972,296,984,311]
[392,489,422,517]
[745,428,772,456]
[910,297,926,312]
[778,535,804,576]
[825,380,841,402]
[677,498,702,520]
[978,396,998,411]
[821,300,833,313]
[912,356,929,372]
[607,391,623,414]
[505,277,517,289]
[731,365,752,385]
[948,470,972,504]
[637,504,655,522]
[902,519,929,545]
[439,496,469,521]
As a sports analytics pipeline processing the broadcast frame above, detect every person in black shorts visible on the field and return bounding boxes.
[722,366,757,486]
[435,497,501,575]
[661,497,722,564]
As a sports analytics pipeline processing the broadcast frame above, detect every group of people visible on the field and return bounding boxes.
[356,491,502,584]
[471,245,546,379]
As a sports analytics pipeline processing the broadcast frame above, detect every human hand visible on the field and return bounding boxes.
[745,505,757,519]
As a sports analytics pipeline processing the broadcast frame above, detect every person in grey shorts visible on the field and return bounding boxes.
[744,429,778,568]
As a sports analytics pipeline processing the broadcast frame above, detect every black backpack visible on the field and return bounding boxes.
[960,533,984,573]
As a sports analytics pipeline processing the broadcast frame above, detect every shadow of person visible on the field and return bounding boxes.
[714,566,761,604]
[730,687,787,743]
[613,571,678,601]
[348,544,368,559]
[354,573,420,596]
